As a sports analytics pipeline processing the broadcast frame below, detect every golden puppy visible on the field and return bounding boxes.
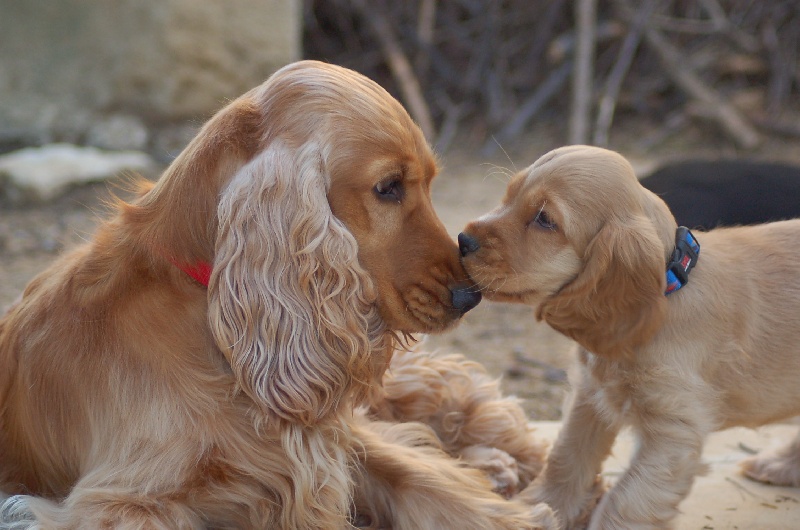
[459,145,800,529]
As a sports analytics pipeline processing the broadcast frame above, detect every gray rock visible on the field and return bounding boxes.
[0,144,155,204]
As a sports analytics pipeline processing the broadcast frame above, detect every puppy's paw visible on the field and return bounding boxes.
[0,495,37,530]
[573,475,607,529]
[740,447,800,487]
[528,502,561,530]
[519,474,606,530]
[459,445,520,497]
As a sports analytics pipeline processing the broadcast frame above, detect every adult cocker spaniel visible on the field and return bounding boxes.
[459,145,800,529]
[0,61,555,529]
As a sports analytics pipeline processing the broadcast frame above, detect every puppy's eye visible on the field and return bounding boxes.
[374,178,403,203]
[532,208,557,230]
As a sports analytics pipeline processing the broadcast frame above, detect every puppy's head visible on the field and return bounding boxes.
[460,145,677,357]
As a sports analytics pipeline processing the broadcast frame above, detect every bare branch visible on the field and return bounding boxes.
[350,0,436,140]
[594,0,657,146]
[569,0,598,144]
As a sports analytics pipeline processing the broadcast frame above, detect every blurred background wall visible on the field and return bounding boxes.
[0,0,301,156]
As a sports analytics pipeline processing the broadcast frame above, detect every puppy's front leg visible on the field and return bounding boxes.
[587,392,711,529]
[520,371,617,528]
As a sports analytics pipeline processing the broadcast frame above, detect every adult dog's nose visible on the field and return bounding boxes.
[458,232,480,257]
[451,285,482,314]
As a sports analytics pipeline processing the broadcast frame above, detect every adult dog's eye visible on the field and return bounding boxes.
[532,207,556,230]
[374,178,403,203]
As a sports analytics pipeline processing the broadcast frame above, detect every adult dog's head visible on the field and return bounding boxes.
[125,61,478,424]
[459,145,677,358]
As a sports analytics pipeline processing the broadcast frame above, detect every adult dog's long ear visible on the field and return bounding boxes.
[208,140,388,425]
[537,214,667,358]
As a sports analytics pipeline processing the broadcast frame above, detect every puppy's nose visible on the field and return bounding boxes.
[451,286,482,314]
[458,232,480,257]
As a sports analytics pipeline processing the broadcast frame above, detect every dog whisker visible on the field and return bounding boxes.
[485,137,517,175]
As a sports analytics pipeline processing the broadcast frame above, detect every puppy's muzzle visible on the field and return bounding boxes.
[458,232,480,257]
[451,232,482,313]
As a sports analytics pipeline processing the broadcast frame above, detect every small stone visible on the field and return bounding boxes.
[0,143,155,204]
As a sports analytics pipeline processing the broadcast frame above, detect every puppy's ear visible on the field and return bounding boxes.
[537,215,667,358]
[208,141,389,425]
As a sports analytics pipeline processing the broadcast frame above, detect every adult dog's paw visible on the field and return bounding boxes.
[0,495,37,530]
[460,446,520,497]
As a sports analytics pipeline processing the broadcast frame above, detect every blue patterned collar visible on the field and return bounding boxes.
[665,227,700,295]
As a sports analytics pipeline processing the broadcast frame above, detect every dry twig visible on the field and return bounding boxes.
[570,0,599,144]
[594,0,657,146]
[350,0,436,140]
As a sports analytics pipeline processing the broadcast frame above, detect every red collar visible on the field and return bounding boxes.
[171,259,212,287]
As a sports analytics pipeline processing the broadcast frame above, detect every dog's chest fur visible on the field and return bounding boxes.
[581,352,637,425]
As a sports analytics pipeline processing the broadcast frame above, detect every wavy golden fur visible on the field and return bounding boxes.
[461,145,800,529]
[0,61,555,529]
[372,348,548,497]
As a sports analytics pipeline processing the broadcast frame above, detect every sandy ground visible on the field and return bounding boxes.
[3,134,800,422]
